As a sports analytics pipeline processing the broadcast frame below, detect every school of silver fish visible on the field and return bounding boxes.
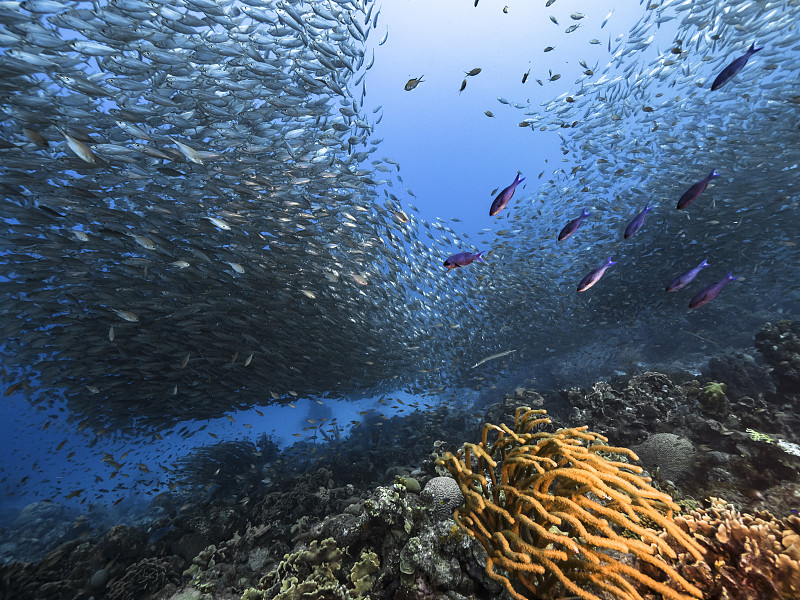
[1,0,799,437]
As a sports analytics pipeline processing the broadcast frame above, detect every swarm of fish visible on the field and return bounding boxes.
[456,0,799,390]
[0,0,485,432]
[2,0,800,437]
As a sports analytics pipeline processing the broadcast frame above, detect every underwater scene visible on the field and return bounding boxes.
[1,0,800,598]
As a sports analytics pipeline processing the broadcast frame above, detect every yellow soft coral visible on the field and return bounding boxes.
[437,407,703,600]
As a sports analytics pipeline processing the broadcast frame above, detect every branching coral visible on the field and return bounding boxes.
[437,407,704,600]
[656,498,800,600]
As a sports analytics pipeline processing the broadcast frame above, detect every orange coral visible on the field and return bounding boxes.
[656,498,800,600]
[438,407,704,600]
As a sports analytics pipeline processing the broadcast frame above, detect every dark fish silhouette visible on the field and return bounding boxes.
[489,173,525,216]
[558,208,590,241]
[689,272,738,308]
[711,42,763,91]
[577,257,616,292]
[444,251,485,269]
[624,204,652,239]
[677,169,719,210]
[404,76,424,91]
[666,259,709,292]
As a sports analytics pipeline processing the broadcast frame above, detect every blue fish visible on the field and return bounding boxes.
[577,257,616,292]
[623,204,652,239]
[677,169,720,210]
[666,259,709,292]
[489,173,525,216]
[689,272,738,309]
[558,208,590,241]
[711,42,763,91]
[444,251,485,269]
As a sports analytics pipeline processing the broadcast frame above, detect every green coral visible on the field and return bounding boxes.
[702,381,727,399]
[395,476,421,493]
[349,549,380,597]
[746,428,775,444]
[746,428,800,458]
[698,381,728,415]
[242,538,379,600]
[399,536,421,575]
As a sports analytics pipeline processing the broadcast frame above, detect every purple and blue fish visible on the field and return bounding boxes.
[558,208,590,241]
[489,173,525,216]
[624,204,652,239]
[689,272,738,309]
[711,42,763,91]
[677,169,720,210]
[577,257,616,292]
[444,251,485,269]
[666,259,710,292]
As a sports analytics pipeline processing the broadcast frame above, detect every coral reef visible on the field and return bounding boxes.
[420,476,463,521]
[655,498,800,600]
[4,332,800,600]
[564,371,695,447]
[239,479,495,600]
[631,433,697,487]
[106,556,180,600]
[755,320,800,396]
[697,381,729,417]
[562,370,800,511]
[702,352,775,401]
[0,502,84,564]
[438,406,703,600]
[244,537,378,600]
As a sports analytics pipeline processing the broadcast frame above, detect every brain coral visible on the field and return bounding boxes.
[632,432,696,485]
[421,476,463,520]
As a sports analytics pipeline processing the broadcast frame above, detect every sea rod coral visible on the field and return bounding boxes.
[437,407,704,600]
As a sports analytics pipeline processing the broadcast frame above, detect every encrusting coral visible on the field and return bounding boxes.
[242,537,380,600]
[437,407,704,600]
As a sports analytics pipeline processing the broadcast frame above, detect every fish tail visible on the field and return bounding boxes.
[750,43,764,53]
[581,208,590,217]
[709,168,720,179]
[727,272,738,281]
[476,251,485,261]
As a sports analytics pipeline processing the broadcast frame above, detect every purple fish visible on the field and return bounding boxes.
[711,42,763,91]
[444,251,485,269]
[489,173,525,216]
[558,208,590,241]
[666,259,710,292]
[624,204,652,239]
[688,272,738,309]
[577,257,616,292]
[677,169,720,210]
